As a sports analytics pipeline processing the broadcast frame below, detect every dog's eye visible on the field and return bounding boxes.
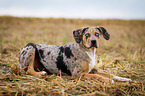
[95,33,99,37]
[85,33,90,37]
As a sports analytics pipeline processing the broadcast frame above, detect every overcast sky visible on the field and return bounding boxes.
[0,0,145,19]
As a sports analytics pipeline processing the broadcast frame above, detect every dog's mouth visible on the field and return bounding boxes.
[83,39,98,49]
[91,44,98,48]
[86,40,98,49]
[86,45,98,49]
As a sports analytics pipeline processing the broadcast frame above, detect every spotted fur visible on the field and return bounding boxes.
[19,27,109,76]
[19,27,132,83]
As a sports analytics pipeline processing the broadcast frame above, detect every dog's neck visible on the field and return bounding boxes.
[73,42,97,73]
[85,47,97,73]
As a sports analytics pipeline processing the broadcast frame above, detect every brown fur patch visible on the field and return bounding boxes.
[27,49,45,75]
[81,60,89,73]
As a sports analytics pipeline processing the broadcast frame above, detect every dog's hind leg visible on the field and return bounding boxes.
[26,49,46,76]
[19,43,36,70]
[19,43,46,76]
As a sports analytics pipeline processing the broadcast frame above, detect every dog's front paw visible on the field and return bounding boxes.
[113,76,132,82]
[111,79,114,83]
[40,71,47,75]
[35,71,47,76]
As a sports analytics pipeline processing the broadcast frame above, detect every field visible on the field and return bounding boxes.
[0,16,145,95]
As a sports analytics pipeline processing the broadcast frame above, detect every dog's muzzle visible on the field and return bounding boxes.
[91,39,97,48]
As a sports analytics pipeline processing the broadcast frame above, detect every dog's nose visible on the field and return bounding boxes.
[91,40,96,44]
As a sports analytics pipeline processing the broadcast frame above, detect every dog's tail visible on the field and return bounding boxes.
[18,42,37,71]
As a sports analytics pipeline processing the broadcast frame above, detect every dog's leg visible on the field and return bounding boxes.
[81,73,114,83]
[82,71,131,83]
[95,71,115,78]
[96,71,132,82]
[112,76,132,82]
[27,49,46,76]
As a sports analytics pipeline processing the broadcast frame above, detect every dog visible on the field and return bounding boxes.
[19,27,131,83]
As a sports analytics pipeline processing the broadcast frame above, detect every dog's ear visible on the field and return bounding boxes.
[73,27,89,43]
[97,27,110,40]
[73,29,83,43]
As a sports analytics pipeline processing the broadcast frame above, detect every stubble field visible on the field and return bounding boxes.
[0,16,145,95]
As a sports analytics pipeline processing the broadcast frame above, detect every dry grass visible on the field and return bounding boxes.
[0,16,145,96]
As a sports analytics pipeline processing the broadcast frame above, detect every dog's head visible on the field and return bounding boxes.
[73,27,110,48]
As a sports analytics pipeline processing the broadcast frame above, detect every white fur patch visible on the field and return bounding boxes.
[86,48,96,73]
[40,71,47,75]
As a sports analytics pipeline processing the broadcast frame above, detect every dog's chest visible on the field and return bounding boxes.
[85,48,96,73]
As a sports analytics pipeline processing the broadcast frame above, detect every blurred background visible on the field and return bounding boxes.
[0,0,145,95]
[0,0,145,19]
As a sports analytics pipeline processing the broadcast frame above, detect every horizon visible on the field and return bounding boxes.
[1,15,145,20]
